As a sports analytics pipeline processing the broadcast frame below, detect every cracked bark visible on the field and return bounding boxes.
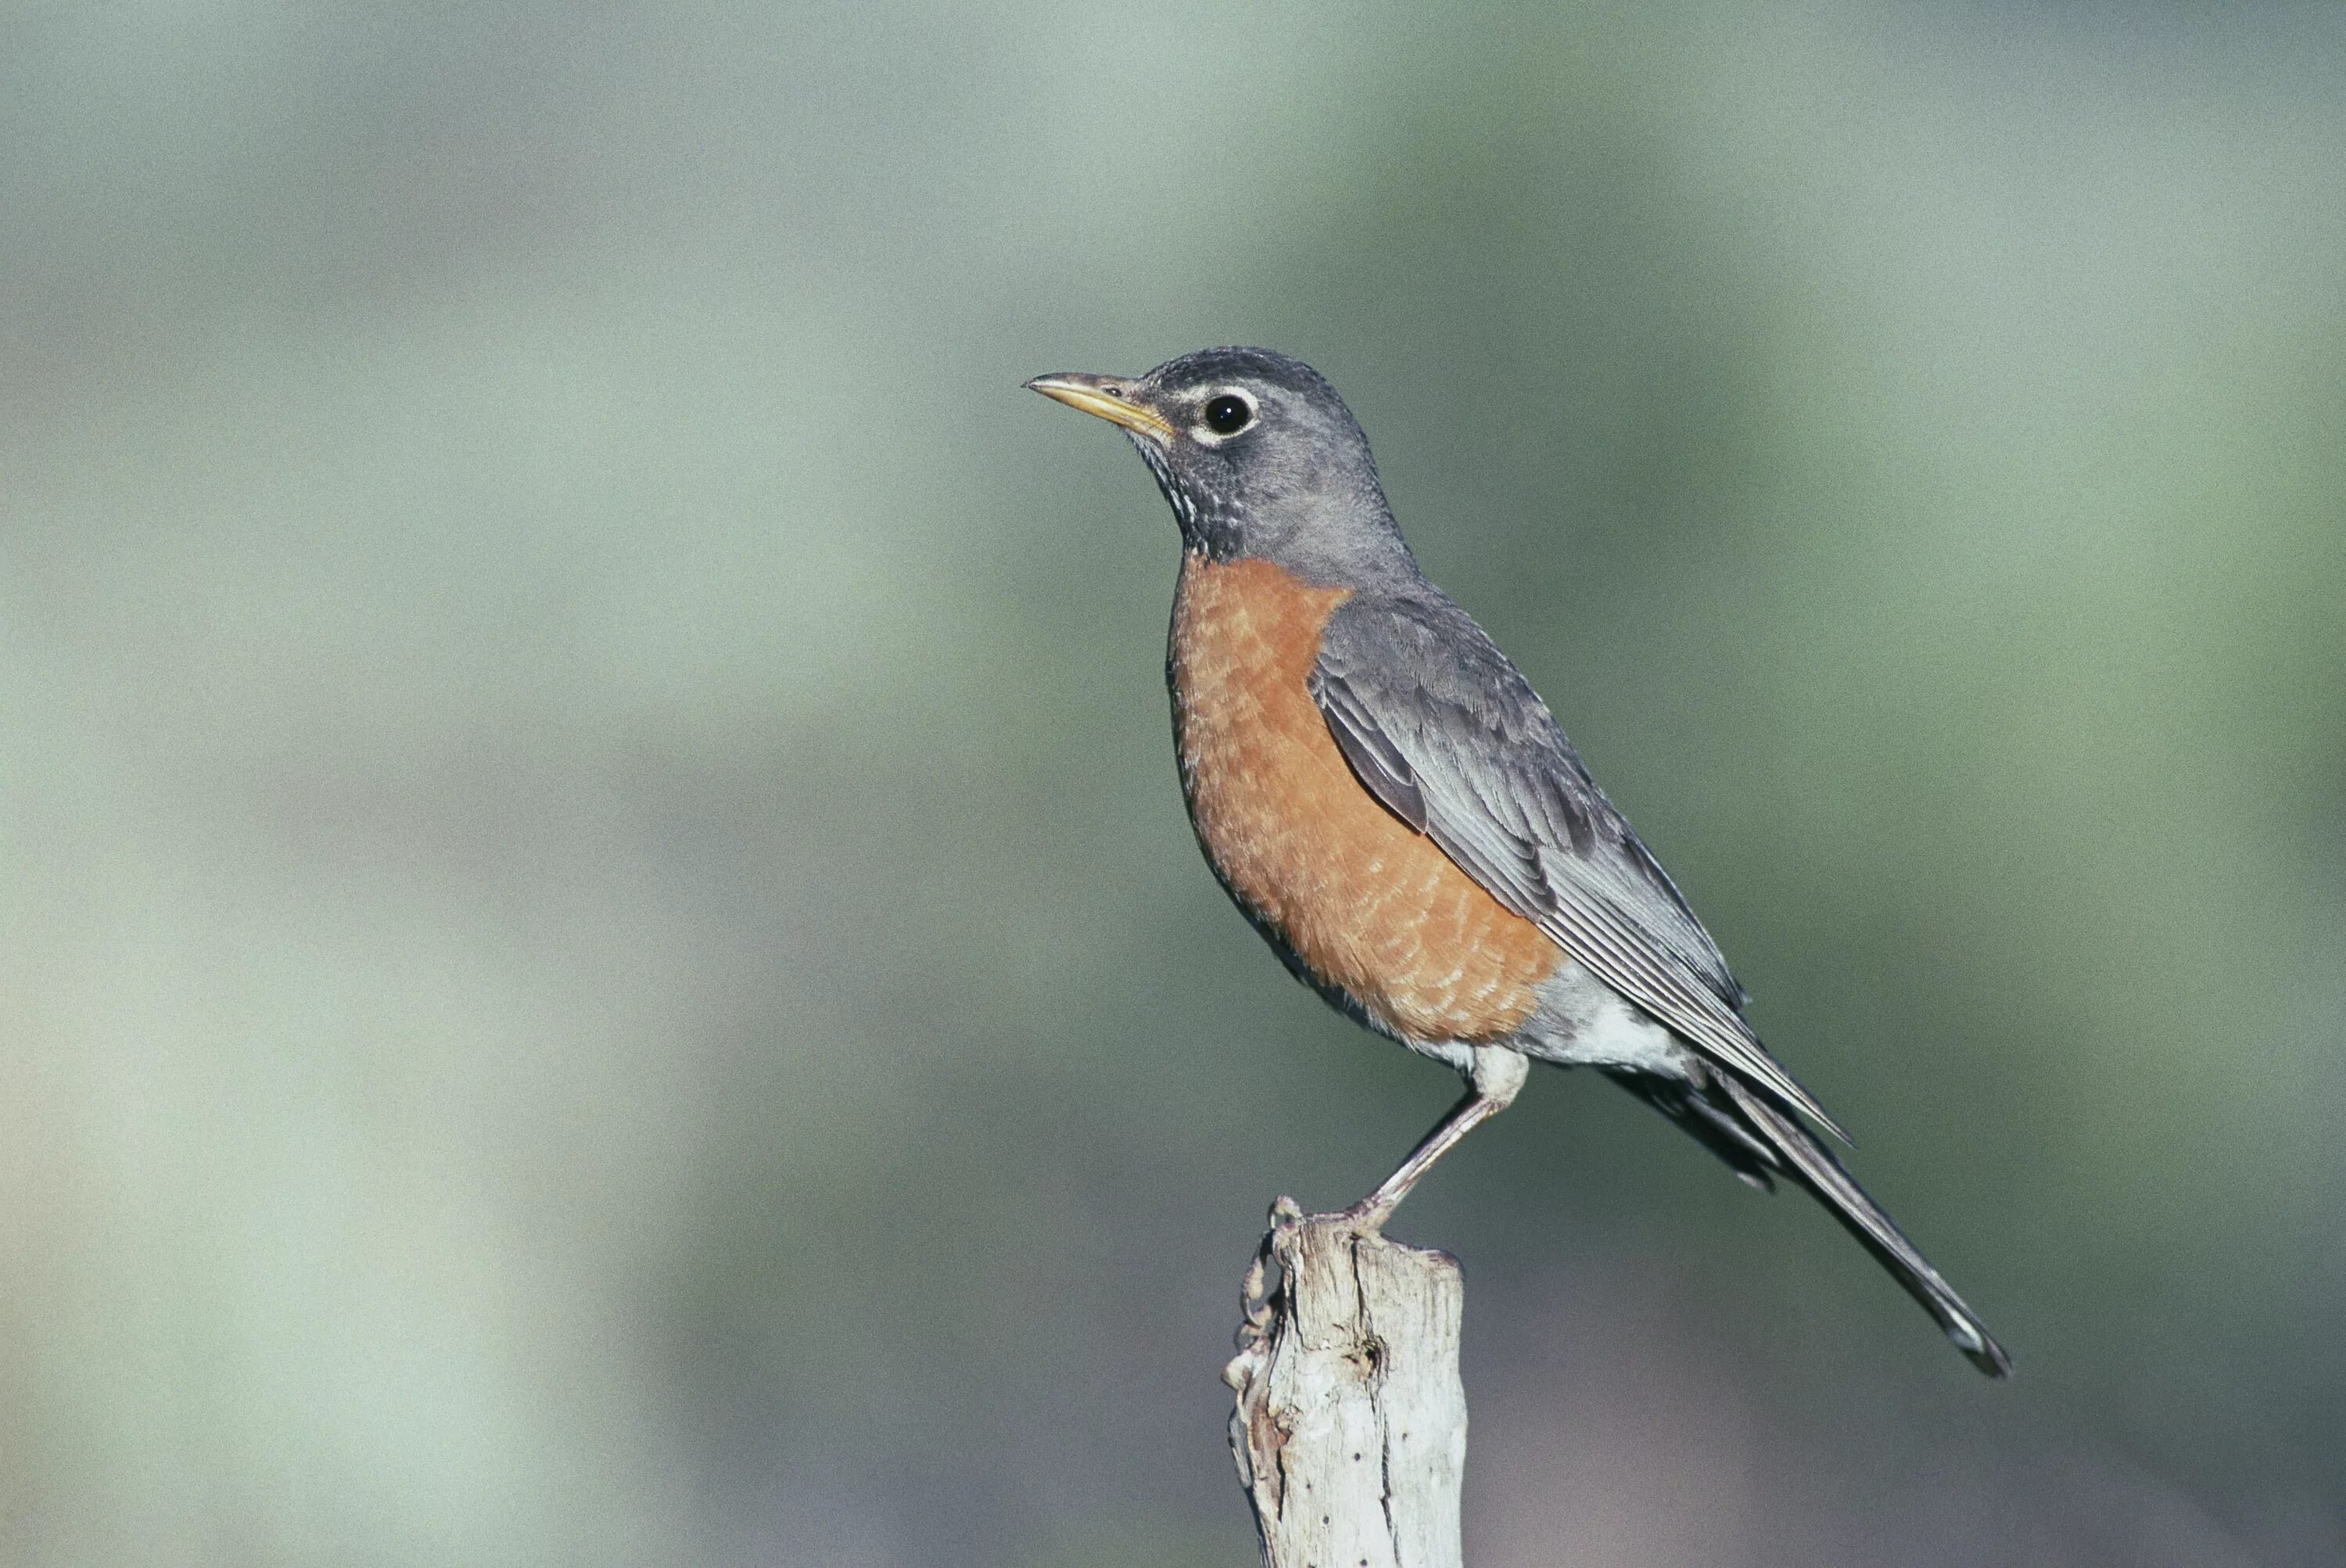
[1223,1198,1468,1568]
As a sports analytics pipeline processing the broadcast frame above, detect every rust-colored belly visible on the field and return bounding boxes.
[1168,555,1557,1044]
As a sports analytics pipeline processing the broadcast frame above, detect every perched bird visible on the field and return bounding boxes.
[1028,348,2010,1376]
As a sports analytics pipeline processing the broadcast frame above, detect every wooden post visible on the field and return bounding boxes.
[1223,1198,1469,1568]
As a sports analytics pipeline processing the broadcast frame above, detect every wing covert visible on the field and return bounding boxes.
[1313,592,1846,1142]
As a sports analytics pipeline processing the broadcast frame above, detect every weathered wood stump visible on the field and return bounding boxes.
[1223,1197,1469,1568]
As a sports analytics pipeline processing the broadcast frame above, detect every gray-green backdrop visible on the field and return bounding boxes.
[7,4,2344,1564]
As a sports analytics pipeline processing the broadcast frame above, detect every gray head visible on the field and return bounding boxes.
[1027,347,1419,587]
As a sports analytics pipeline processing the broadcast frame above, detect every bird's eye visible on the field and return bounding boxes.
[1202,394,1254,436]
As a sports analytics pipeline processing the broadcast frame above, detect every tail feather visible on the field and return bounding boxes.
[1712,1070,2013,1378]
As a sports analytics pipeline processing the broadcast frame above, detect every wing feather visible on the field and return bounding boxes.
[1313,593,1847,1143]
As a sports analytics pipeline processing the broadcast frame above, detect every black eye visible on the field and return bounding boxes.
[1203,394,1253,435]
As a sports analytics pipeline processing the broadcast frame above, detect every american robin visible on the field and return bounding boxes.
[1028,347,2010,1376]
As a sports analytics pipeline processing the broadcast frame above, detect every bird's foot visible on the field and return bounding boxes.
[1326,1195,1397,1235]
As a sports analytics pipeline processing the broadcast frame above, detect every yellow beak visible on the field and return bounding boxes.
[1024,371,1178,442]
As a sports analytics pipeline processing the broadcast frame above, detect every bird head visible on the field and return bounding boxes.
[1027,347,1415,585]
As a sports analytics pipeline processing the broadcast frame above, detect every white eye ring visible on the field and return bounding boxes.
[1193,390,1257,443]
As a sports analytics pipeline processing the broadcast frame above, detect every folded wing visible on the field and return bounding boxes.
[1311,590,1846,1142]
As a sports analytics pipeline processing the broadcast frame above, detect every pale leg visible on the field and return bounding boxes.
[1339,1045,1530,1230]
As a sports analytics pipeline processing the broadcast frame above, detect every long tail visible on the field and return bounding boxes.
[1712,1070,2013,1378]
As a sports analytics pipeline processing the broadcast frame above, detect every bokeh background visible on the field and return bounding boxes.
[7,4,2344,1564]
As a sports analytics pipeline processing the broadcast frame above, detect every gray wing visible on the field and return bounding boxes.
[1311,591,1847,1142]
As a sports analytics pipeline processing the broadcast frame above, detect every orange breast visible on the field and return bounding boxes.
[1168,555,1559,1044]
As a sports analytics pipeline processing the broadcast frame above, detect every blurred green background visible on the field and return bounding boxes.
[6,3,2344,1564]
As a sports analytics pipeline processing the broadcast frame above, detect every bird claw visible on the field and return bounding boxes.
[1232,1214,1286,1356]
